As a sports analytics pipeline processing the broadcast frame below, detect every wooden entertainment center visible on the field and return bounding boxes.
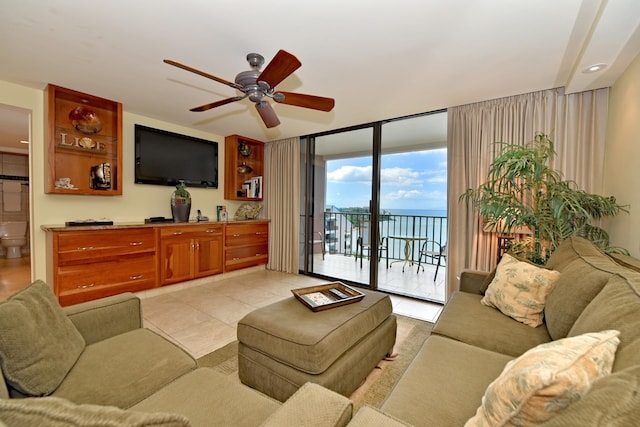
[43,220,269,306]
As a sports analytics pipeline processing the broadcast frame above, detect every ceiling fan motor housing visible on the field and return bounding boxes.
[235,70,264,102]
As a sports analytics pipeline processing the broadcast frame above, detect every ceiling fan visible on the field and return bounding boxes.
[164,50,335,128]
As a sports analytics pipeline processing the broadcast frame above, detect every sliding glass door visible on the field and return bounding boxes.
[300,126,377,288]
[300,111,448,303]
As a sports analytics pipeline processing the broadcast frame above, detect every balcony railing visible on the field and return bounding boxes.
[321,211,447,264]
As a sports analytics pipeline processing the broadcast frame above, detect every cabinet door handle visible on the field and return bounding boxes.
[129,275,143,280]
[255,232,267,235]
[233,257,241,260]
[77,283,95,289]
[77,246,94,251]
[130,241,144,246]
[255,253,262,256]
[172,231,183,235]
[205,229,217,233]
[232,233,241,237]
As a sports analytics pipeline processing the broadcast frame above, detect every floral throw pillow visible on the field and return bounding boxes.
[465,330,620,427]
[481,253,560,327]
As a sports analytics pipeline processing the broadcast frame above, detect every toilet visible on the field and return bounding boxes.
[0,221,27,259]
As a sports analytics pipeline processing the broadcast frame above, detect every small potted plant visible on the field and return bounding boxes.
[171,181,191,222]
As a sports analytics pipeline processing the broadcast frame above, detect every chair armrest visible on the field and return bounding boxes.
[261,382,353,427]
[459,269,490,295]
[63,293,142,345]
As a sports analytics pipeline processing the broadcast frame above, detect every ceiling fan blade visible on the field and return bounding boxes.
[164,59,243,90]
[255,101,281,128]
[190,97,244,112]
[274,91,335,112]
[257,50,302,89]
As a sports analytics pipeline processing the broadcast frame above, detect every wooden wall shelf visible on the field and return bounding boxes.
[45,84,123,195]
[224,134,264,201]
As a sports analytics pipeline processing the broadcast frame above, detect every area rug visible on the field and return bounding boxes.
[196,314,433,411]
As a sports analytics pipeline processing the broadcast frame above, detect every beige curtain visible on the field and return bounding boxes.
[446,87,609,298]
[264,137,300,273]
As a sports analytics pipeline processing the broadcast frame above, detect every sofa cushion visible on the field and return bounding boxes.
[433,291,552,357]
[465,330,620,427]
[481,254,560,327]
[544,236,620,340]
[131,368,281,427]
[537,365,640,427]
[0,396,191,427]
[381,335,513,427]
[0,280,85,396]
[52,328,196,409]
[569,273,640,372]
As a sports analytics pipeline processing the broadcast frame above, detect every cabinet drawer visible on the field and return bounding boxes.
[57,254,156,293]
[160,224,223,239]
[57,228,155,263]
[225,223,269,247]
[225,244,268,270]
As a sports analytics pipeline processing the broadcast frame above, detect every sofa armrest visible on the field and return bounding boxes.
[348,406,414,426]
[261,382,353,427]
[63,293,142,345]
[459,269,490,295]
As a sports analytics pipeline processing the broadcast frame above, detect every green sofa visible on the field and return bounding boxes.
[349,236,640,426]
[3,235,640,426]
[0,283,353,427]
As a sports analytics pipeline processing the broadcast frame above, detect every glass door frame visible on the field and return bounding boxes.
[300,122,384,290]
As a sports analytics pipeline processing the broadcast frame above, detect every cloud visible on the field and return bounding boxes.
[327,165,372,183]
[385,189,446,201]
[381,167,420,186]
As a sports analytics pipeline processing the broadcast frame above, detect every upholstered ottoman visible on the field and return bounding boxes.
[237,289,396,402]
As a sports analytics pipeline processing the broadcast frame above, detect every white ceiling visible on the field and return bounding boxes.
[0,0,639,152]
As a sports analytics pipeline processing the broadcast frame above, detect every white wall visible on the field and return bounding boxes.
[604,52,640,257]
[0,80,242,282]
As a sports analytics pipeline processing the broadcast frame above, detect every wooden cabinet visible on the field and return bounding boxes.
[225,221,269,271]
[44,221,267,305]
[46,228,156,306]
[159,224,224,285]
[224,134,264,201]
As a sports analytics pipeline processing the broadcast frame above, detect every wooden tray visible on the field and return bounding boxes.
[292,282,365,312]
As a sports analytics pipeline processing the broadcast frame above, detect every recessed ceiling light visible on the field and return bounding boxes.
[582,63,607,73]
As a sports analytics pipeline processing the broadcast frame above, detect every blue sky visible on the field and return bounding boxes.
[326,148,447,211]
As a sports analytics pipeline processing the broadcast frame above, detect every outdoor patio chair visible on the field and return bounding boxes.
[355,236,388,269]
[417,240,446,282]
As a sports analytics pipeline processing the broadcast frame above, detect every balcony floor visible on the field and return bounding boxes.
[308,253,446,304]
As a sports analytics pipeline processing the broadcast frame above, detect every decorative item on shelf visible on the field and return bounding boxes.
[90,163,111,190]
[237,162,253,174]
[171,181,191,222]
[54,177,77,190]
[238,143,253,157]
[68,106,103,134]
[234,202,263,220]
[216,205,228,222]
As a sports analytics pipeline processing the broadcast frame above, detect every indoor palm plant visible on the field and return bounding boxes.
[461,133,627,264]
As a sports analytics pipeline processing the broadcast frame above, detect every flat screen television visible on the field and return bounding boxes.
[134,124,218,188]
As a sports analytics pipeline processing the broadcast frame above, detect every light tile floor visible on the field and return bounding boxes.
[138,267,443,358]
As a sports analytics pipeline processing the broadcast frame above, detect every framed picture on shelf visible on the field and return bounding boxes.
[45,84,123,195]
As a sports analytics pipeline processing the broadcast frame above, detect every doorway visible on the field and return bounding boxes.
[0,104,32,300]
[300,111,448,303]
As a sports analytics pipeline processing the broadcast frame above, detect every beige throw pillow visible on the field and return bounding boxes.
[0,281,86,396]
[465,330,620,427]
[481,253,560,327]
